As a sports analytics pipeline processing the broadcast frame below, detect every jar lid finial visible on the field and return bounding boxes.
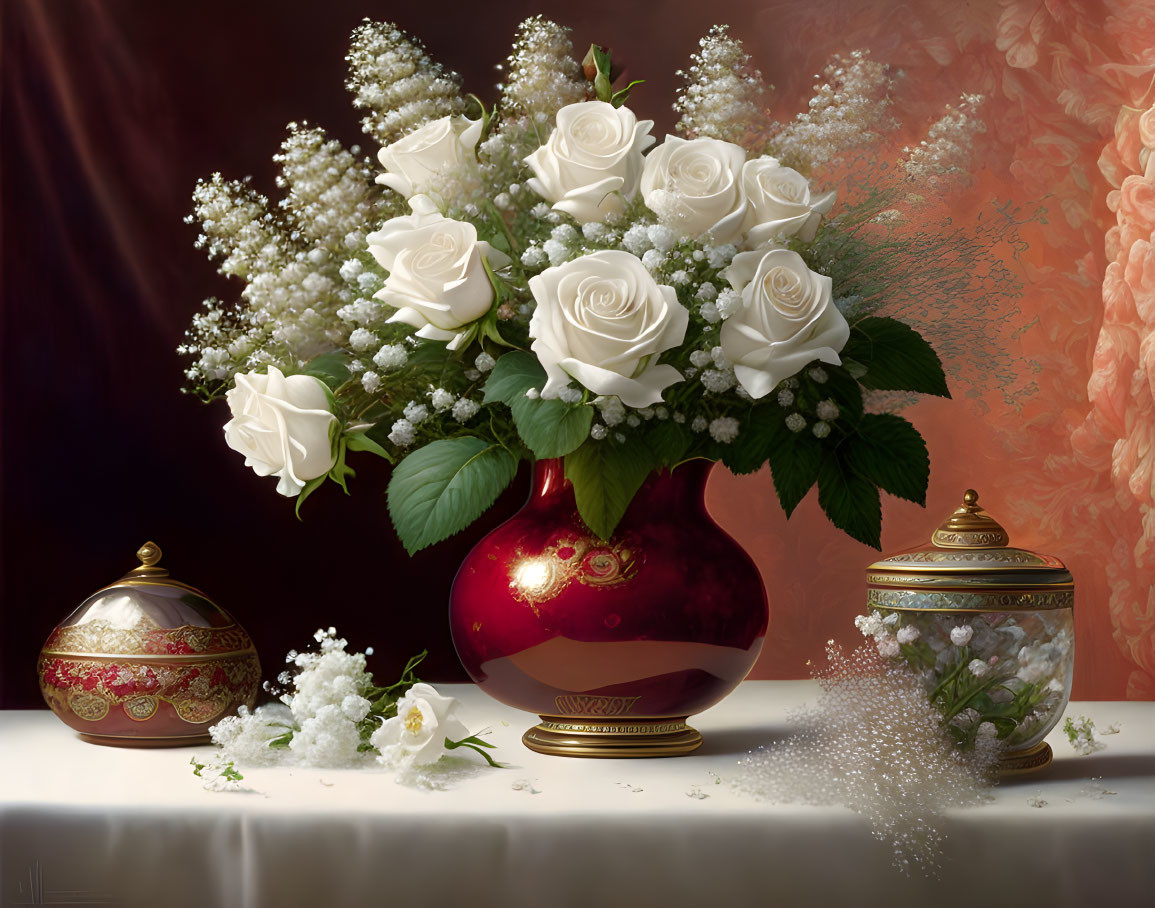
[931,490,1010,549]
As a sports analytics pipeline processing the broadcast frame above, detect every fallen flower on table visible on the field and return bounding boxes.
[1063,715,1111,756]
[190,755,248,792]
[202,628,502,781]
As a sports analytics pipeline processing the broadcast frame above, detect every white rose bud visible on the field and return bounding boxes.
[529,250,688,407]
[640,136,748,243]
[376,116,481,199]
[525,101,655,224]
[223,366,337,497]
[368,196,511,349]
[742,156,836,246]
[719,249,850,398]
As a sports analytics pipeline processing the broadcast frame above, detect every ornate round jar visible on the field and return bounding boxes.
[865,491,1074,774]
[450,459,768,758]
[38,542,261,746]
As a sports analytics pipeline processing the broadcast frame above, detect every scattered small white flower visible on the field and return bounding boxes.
[348,327,378,352]
[708,416,740,443]
[950,625,974,647]
[339,258,364,282]
[896,625,920,644]
[641,249,665,271]
[388,418,416,447]
[451,398,480,422]
[430,387,455,411]
[776,389,795,407]
[812,422,831,439]
[190,754,248,792]
[474,352,496,373]
[403,401,429,424]
[590,423,608,440]
[785,413,806,433]
[815,399,840,421]
[373,344,408,370]
[691,416,709,432]
[876,637,901,658]
[968,658,990,678]
[854,613,885,637]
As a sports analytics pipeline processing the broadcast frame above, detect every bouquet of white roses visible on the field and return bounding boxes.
[183,18,985,551]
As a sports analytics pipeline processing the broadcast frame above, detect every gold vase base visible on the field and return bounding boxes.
[998,740,1053,776]
[522,716,702,758]
[78,732,212,748]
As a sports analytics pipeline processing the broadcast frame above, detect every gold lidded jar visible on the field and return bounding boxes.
[865,491,1074,774]
[37,542,261,746]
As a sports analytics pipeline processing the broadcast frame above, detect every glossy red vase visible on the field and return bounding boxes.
[449,458,768,757]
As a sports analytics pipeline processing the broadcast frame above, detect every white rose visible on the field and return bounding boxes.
[529,250,688,407]
[525,100,655,223]
[368,195,511,349]
[223,366,337,497]
[719,249,849,398]
[371,683,470,767]
[742,156,836,246]
[640,135,748,243]
[376,116,481,199]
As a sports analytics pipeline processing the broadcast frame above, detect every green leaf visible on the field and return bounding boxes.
[846,413,930,505]
[510,396,593,459]
[646,420,691,468]
[346,432,393,463]
[720,406,778,475]
[295,475,326,519]
[328,437,355,494]
[387,438,519,554]
[816,451,882,548]
[301,352,353,391]
[267,732,294,750]
[841,317,950,397]
[445,735,506,768]
[482,351,544,406]
[812,366,863,425]
[765,422,823,517]
[611,79,645,108]
[564,436,656,540]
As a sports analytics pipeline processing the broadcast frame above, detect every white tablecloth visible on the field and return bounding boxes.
[1,681,1152,908]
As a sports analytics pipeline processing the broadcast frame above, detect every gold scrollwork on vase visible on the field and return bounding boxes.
[38,653,260,725]
[509,536,643,605]
[539,719,688,736]
[866,588,1074,612]
[42,619,253,658]
[553,694,640,717]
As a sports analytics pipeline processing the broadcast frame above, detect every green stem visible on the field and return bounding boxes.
[929,647,969,703]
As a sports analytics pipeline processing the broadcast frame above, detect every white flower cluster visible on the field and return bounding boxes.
[209,629,483,778]
[773,51,895,168]
[904,94,987,185]
[345,20,467,147]
[499,16,586,119]
[182,124,393,387]
[674,25,769,145]
[860,607,1074,751]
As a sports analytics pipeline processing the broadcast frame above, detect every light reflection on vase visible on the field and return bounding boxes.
[449,458,768,755]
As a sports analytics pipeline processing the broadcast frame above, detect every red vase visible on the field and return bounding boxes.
[450,458,768,757]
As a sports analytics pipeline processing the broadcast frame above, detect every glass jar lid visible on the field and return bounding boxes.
[866,490,1073,593]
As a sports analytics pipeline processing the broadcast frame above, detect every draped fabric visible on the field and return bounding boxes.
[3,0,1154,705]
